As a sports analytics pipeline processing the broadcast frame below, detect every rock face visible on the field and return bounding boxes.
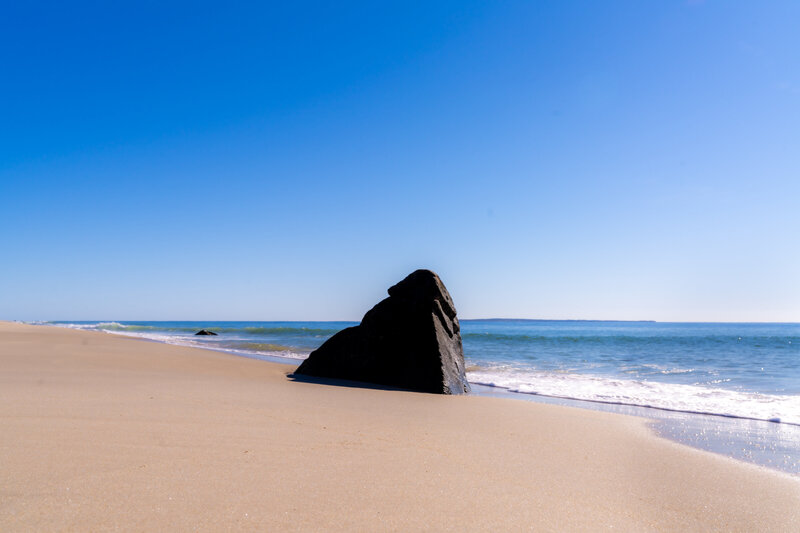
[195,329,218,336]
[294,269,471,394]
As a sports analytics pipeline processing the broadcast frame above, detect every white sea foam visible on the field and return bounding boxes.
[36,322,310,363]
[211,346,308,362]
[467,367,800,426]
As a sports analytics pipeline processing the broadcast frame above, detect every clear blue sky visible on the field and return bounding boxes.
[2,1,798,322]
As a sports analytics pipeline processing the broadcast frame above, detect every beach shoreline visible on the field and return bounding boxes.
[35,320,800,475]
[2,320,798,531]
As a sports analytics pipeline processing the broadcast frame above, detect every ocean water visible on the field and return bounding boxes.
[43,320,799,425]
[39,319,800,472]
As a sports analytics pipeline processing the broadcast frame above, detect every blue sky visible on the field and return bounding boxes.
[2,1,798,322]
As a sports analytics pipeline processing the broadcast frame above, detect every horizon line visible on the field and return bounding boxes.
[13,318,800,325]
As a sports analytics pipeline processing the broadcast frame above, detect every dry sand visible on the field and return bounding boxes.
[1,321,798,532]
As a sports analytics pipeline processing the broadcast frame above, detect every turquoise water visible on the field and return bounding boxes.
[44,319,800,426]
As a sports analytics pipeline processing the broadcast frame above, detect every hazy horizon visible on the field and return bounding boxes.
[15,317,800,326]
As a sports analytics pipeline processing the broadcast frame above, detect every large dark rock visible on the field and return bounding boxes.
[195,329,218,336]
[294,269,471,394]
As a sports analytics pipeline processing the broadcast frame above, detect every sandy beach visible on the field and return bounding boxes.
[1,321,798,531]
